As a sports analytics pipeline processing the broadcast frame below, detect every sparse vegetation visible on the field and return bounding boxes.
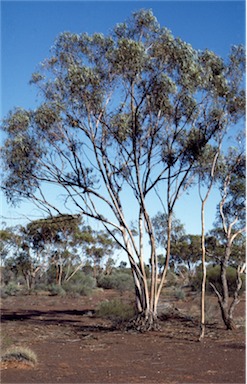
[1,291,245,383]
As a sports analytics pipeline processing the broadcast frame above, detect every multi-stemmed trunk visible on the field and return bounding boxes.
[210,243,243,330]
[210,164,245,331]
[127,213,173,331]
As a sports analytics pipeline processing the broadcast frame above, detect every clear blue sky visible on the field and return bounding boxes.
[1,1,246,238]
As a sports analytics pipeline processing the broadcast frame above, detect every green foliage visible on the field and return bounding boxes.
[62,282,92,297]
[153,212,185,244]
[185,296,219,324]
[1,9,245,319]
[34,103,61,132]
[174,288,185,300]
[165,271,179,287]
[48,284,66,297]
[63,271,96,296]
[2,9,244,209]
[2,282,20,296]
[0,228,18,260]
[113,38,146,79]
[172,234,202,270]
[96,299,135,322]
[2,108,31,135]
[191,265,246,296]
[216,147,245,228]
[33,283,49,292]
[97,271,134,293]
[84,229,118,278]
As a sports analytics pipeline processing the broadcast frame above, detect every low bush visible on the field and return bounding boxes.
[174,288,185,300]
[2,282,20,297]
[165,271,179,287]
[63,283,91,297]
[185,296,219,323]
[0,287,8,299]
[48,284,66,297]
[97,272,134,293]
[47,272,96,297]
[191,265,246,296]
[63,272,96,297]
[96,299,135,322]
[33,283,50,292]
[205,299,219,324]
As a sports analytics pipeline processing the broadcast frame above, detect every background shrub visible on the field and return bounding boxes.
[174,288,185,300]
[48,284,66,296]
[97,271,134,293]
[191,265,246,296]
[165,271,179,287]
[33,283,49,292]
[185,296,219,323]
[63,271,96,297]
[2,282,20,297]
[96,299,135,322]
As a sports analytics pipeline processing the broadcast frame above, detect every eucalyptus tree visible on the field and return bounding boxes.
[25,214,84,285]
[207,228,246,267]
[209,144,245,330]
[152,212,185,249]
[0,226,19,261]
[84,228,117,278]
[170,234,202,273]
[0,224,42,289]
[152,211,186,273]
[1,10,245,329]
[0,226,23,284]
[195,143,222,340]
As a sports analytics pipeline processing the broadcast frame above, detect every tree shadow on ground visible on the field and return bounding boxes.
[1,308,118,333]
[1,309,96,324]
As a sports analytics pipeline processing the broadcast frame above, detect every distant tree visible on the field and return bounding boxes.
[157,254,166,276]
[13,251,41,290]
[0,227,19,261]
[171,234,202,273]
[24,214,84,285]
[84,228,117,278]
[152,212,185,250]
[152,211,192,273]
[119,261,127,270]
[206,228,245,267]
[1,10,245,330]
[0,225,42,289]
[104,257,116,275]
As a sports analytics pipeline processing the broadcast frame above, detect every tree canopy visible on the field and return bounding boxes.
[1,9,245,329]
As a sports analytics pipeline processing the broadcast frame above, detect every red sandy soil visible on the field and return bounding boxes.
[0,290,245,383]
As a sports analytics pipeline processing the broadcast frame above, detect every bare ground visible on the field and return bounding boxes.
[0,289,245,384]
